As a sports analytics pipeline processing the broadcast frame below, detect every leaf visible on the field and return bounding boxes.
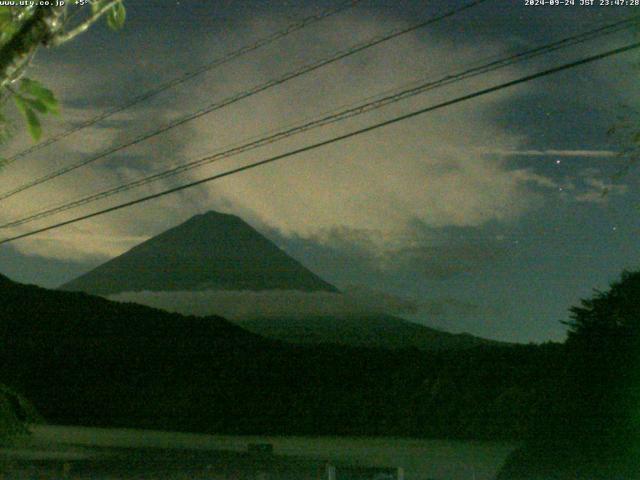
[24,98,48,114]
[106,1,126,30]
[0,7,12,28]
[13,95,28,116]
[14,96,42,140]
[19,78,52,101]
[19,78,59,114]
[0,15,18,46]
[24,108,42,140]
[91,0,105,15]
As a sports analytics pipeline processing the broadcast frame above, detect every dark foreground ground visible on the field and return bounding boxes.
[0,425,516,480]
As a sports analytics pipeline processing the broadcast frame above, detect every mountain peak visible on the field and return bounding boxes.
[192,210,240,222]
[60,212,337,296]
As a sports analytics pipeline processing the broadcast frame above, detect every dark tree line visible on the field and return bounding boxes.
[2,270,639,480]
[499,270,640,479]
[0,273,560,440]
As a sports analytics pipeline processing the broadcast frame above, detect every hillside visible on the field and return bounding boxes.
[0,274,556,439]
[234,314,494,351]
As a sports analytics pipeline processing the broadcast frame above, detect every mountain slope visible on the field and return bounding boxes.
[0,273,272,432]
[60,211,337,295]
[234,314,493,351]
[0,274,553,439]
[1,274,409,435]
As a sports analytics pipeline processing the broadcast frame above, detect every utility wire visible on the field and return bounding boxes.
[0,0,362,167]
[1,40,638,245]
[0,15,635,230]
[0,0,489,202]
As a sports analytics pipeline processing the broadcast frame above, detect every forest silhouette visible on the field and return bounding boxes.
[0,271,638,479]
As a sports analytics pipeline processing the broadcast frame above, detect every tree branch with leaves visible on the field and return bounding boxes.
[0,0,126,145]
[0,0,125,444]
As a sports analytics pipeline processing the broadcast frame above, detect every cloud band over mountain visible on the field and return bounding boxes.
[109,288,481,320]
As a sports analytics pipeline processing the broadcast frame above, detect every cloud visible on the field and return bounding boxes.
[0,6,558,261]
[109,286,484,321]
[391,242,507,280]
[284,226,508,281]
[419,298,485,317]
[573,172,629,204]
[485,149,619,158]
[109,288,418,319]
[196,45,558,239]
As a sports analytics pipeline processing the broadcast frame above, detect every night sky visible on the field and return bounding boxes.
[1,0,639,343]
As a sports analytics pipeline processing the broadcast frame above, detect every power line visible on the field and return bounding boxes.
[2,39,638,246]
[1,15,635,231]
[0,0,489,202]
[0,0,363,167]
